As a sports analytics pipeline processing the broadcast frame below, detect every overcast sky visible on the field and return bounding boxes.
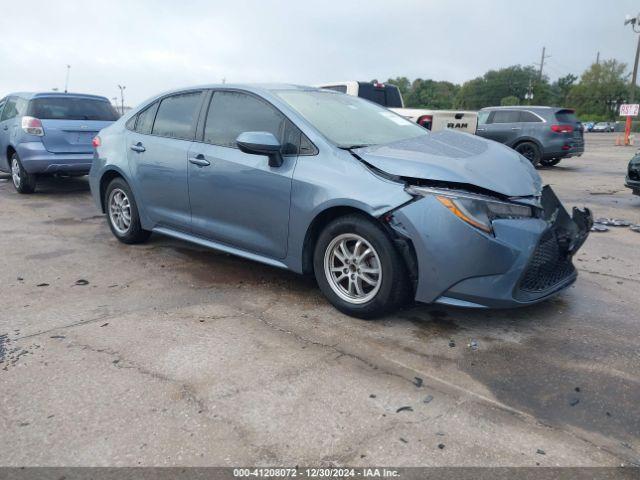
[2,0,639,106]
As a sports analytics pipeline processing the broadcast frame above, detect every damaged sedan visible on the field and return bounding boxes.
[89,85,592,318]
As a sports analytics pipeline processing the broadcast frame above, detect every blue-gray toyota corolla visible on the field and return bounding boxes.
[89,85,592,318]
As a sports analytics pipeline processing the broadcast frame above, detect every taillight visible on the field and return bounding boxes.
[551,124,574,133]
[418,114,433,130]
[92,136,101,148]
[21,116,44,136]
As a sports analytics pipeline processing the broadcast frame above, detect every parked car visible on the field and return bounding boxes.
[0,92,119,193]
[476,106,584,167]
[626,150,640,196]
[90,85,592,318]
[318,81,478,134]
[592,122,614,132]
[582,121,594,132]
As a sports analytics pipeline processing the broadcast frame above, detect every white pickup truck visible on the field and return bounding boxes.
[318,81,478,134]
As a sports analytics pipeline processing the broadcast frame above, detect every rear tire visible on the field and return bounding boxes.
[104,177,151,244]
[539,157,562,167]
[10,153,37,194]
[515,142,542,167]
[313,214,410,319]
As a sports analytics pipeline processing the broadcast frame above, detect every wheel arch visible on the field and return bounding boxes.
[301,205,379,275]
[512,136,543,152]
[98,168,127,213]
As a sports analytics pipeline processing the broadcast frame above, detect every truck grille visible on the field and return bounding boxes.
[518,229,575,294]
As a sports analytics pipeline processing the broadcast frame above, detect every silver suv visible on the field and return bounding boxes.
[476,106,584,167]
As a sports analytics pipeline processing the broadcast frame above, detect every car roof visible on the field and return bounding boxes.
[480,105,571,113]
[6,92,111,101]
[169,83,318,94]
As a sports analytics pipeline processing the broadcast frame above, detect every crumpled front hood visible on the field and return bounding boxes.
[353,131,542,197]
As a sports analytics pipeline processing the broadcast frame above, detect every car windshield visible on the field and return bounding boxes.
[276,90,427,148]
[27,97,119,121]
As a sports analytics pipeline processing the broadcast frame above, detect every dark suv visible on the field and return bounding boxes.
[476,106,584,167]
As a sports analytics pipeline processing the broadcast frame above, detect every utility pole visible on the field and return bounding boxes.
[538,47,550,81]
[596,51,600,65]
[623,13,640,145]
[64,65,71,93]
[117,85,126,115]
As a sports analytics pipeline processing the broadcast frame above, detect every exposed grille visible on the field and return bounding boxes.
[518,229,575,293]
[629,165,640,181]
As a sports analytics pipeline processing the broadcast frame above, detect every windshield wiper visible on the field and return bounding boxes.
[338,144,372,150]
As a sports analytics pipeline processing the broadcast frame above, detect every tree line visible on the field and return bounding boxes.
[386,59,640,122]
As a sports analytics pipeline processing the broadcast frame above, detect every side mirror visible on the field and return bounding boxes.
[236,131,283,168]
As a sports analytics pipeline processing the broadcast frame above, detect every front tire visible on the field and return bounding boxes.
[104,177,151,244]
[10,153,37,194]
[313,214,409,319]
[539,157,562,167]
[515,141,542,167]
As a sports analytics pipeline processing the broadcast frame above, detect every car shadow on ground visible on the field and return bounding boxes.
[0,173,91,195]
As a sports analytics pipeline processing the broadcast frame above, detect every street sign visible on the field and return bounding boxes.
[619,104,639,116]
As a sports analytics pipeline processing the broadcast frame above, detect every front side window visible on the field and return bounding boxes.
[1,97,18,122]
[491,110,520,124]
[27,97,119,120]
[477,111,490,126]
[204,91,297,152]
[152,92,202,140]
[276,89,426,148]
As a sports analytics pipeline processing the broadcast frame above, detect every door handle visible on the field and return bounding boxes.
[189,154,210,167]
[130,142,145,153]
[511,127,521,131]
[2,126,8,131]
[476,128,486,132]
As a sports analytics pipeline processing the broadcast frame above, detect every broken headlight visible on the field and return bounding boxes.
[406,186,533,233]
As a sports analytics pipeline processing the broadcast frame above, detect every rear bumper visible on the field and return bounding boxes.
[16,142,93,174]
[544,142,585,159]
[389,186,592,308]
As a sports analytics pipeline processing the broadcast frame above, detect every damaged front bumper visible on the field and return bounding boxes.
[388,185,592,308]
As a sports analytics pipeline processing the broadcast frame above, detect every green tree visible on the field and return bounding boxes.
[500,96,520,106]
[550,73,577,106]
[567,60,628,119]
[455,65,552,109]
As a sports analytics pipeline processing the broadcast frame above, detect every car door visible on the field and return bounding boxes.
[187,90,300,259]
[127,91,204,231]
[476,110,522,145]
[0,96,16,171]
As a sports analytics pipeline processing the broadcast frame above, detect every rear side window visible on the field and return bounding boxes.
[555,109,578,124]
[135,102,159,134]
[322,85,347,93]
[27,97,119,121]
[203,91,301,154]
[1,97,19,121]
[491,110,520,124]
[152,92,202,140]
[520,111,543,123]
[357,83,403,108]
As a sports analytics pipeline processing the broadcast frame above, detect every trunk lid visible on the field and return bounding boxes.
[40,119,113,153]
[352,130,542,197]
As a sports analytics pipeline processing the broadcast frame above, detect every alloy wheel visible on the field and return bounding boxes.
[108,188,132,235]
[11,158,21,189]
[323,233,382,304]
